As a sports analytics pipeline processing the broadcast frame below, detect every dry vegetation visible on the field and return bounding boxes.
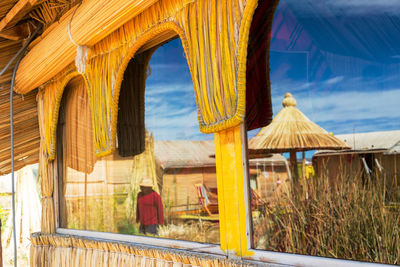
[253,170,400,265]
[159,220,220,244]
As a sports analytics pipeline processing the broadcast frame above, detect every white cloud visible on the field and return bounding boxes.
[325,76,344,85]
[145,83,194,96]
[279,89,400,128]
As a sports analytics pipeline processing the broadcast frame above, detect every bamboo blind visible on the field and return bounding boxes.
[30,233,251,267]
[63,76,97,173]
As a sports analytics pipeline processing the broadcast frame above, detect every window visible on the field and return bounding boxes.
[247,0,400,264]
[57,38,219,244]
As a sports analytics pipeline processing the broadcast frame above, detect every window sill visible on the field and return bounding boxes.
[243,249,394,267]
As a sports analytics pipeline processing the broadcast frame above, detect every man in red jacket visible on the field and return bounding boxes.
[136,178,164,235]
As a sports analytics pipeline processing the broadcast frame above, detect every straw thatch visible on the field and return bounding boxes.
[249,93,350,153]
[30,233,253,267]
[0,0,81,176]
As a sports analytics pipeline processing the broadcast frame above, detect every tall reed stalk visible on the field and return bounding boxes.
[253,168,400,265]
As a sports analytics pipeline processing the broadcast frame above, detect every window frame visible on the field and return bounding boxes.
[50,10,395,266]
[52,40,225,256]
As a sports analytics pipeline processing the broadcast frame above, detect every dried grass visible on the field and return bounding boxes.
[159,221,220,244]
[253,166,400,265]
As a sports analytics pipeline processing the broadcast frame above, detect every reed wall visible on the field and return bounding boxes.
[30,233,253,267]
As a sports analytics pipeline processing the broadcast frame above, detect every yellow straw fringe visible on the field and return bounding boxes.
[38,67,89,160]
[40,0,262,158]
[30,233,252,267]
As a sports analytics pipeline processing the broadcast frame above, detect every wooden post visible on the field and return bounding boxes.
[395,154,397,188]
[302,151,306,179]
[290,151,298,182]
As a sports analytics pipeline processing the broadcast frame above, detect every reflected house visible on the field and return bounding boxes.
[154,140,290,216]
[154,140,217,217]
[313,130,400,203]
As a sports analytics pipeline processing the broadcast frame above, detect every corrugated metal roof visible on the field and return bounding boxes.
[249,154,288,166]
[314,130,400,156]
[154,140,288,169]
[154,140,216,169]
[386,141,400,154]
[335,130,400,151]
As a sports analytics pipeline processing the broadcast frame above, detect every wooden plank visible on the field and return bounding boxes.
[14,0,159,94]
[0,0,39,32]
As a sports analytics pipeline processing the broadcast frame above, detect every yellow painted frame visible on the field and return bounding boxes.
[214,124,253,257]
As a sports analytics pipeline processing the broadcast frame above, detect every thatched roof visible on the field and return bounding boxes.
[0,1,80,175]
[248,93,350,153]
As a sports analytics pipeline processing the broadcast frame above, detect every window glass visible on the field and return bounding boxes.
[249,1,400,264]
[59,39,219,244]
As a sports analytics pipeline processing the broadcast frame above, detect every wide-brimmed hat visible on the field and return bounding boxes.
[139,178,153,187]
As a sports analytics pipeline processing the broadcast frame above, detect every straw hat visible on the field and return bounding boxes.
[249,93,350,154]
[139,178,154,187]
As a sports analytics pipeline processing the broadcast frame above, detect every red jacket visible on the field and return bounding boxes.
[136,191,164,226]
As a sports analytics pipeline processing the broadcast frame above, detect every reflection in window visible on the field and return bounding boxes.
[248,0,400,264]
[58,39,219,244]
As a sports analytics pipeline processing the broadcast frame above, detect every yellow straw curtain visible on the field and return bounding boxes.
[38,68,87,160]
[37,89,56,234]
[40,0,261,157]
[30,233,251,267]
[79,0,257,156]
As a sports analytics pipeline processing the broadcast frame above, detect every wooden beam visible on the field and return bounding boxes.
[14,0,159,94]
[0,0,40,32]
[0,22,35,40]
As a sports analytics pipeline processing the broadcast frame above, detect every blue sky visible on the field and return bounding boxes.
[145,0,400,150]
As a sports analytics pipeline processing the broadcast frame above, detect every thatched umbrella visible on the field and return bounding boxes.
[248,93,350,180]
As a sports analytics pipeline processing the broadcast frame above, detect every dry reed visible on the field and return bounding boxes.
[159,221,220,244]
[253,166,400,265]
[30,233,248,267]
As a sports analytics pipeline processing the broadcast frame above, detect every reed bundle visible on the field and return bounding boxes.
[38,87,56,234]
[249,93,350,152]
[15,0,159,93]
[0,36,39,175]
[30,0,81,29]
[16,0,274,161]
[0,1,18,19]
[30,233,250,267]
